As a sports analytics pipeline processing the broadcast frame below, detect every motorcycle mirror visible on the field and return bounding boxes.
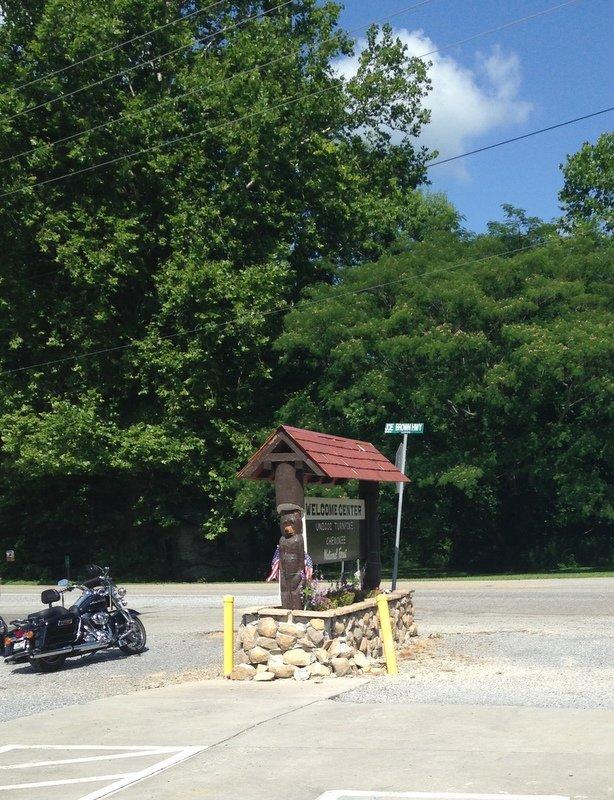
[57,578,70,588]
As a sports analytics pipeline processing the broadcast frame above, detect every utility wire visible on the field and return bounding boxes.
[0,0,434,168]
[428,107,614,167]
[0,243,546,377]
[2,101,610,203]
[5,0,581,123]
[6,0,295,122]
[12,0,228,92]
[417,0,582,59]
[0,0,588,199]
[4,103,607,291]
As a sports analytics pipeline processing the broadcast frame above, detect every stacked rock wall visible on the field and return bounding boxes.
[231,590,415,682]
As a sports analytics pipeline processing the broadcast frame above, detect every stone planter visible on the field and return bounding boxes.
[231,590,416,681]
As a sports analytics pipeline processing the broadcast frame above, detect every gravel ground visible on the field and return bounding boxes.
[2,578,612,719]
[0,587,277,722]
[338,578,614,709]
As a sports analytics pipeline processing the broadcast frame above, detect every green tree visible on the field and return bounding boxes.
[559,132,614,234]
[0,1,436,577]
[275,227,614,571]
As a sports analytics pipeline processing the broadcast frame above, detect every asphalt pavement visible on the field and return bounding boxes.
[1,577,612,800]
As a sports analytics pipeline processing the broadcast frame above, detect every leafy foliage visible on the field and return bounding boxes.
[559,132,614,234]
[275,219,614,572]
[0,1,437,578]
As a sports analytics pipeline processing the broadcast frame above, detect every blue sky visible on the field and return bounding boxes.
[338,0,613,232]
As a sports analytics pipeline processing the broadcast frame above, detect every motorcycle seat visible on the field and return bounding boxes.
[29,607,76,623]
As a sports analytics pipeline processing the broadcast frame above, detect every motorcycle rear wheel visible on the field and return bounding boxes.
[119,616,146,655]
[32,654,67,673]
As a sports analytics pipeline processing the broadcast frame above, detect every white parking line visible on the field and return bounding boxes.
[0,773,131,791]
[0,744,207,799]
[0,748,179,770]
[316,793,569,800]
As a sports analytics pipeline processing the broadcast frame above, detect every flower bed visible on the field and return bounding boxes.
[231,589,416,682]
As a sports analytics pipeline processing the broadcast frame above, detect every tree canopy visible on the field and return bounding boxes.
[559,132,614,234]
[0,0,440,577]
[275,222,613,571]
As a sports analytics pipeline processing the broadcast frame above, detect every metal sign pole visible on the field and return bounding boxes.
[391,433,408,591]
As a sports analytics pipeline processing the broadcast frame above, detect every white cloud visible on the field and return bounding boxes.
[336,30,533,180]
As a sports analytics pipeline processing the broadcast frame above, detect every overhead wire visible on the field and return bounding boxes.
[5,0,581,123]
[2,103,608,292]
[5,0,295,122]
[0,243,547,377]
[0,0,435,168]
[428,107,614,167]
[0,0,588,199]
[12,0,229,92]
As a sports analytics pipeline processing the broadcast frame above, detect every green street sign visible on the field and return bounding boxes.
[384,422,424,435]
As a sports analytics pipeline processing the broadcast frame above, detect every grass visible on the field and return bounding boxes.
[387,566,614,581]
[2,567,613,586]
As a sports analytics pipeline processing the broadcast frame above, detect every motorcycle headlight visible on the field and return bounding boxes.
[117,587,127,598]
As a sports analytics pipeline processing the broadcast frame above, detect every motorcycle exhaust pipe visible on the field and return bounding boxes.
[31,641,106,659]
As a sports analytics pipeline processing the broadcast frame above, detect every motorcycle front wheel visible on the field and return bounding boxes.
[119,616,147,655]
[32,654,67,673]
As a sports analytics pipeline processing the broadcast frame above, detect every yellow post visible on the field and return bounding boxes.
[376,593,398,676]
[223,595,234,677]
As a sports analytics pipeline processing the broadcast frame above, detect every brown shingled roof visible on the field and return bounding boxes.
[238,425,409,484]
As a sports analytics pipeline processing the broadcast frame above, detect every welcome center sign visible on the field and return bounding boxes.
[305,497,364,565]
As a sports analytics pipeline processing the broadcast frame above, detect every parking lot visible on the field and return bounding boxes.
[0,744,206,799]
[1,577,613,799]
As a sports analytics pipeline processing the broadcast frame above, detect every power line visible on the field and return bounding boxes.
[4,103,607,291]
[2,99,609,203]
[6,0,295,122]
[417,0,582,59]
[0,0,434,168]
[428,107,614,167]
[0,243,544,377]
[12,0,228,92]
[5,0,581,124]
[0,0,588,199]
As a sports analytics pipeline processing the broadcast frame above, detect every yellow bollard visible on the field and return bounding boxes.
[376,593,398,676]
[223,595,234,677]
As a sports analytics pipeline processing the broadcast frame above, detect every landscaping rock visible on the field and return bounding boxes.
[249,646,269,665]
[331,657,352,677]
[256,636,278,650]
[269,663,296,679]
[278,622,305,637]
[253,671,276,681]
[329,639,353,658]
[283,649,311,667]
[230,664,256,681]
[315,648,330,664]
[275,632,297,651]
[242,625,259,650]
[310,618,325,631]
[307,627,325,647]
[353,651,370,670]
[294,667,310,681]
[257,618,279,639]
[309,662,331,678]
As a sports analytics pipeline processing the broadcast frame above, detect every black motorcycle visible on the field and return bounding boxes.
[3,564,146,672]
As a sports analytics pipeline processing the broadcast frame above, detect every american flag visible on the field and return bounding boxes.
[266,546,280,582]
[266,547,313,583]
